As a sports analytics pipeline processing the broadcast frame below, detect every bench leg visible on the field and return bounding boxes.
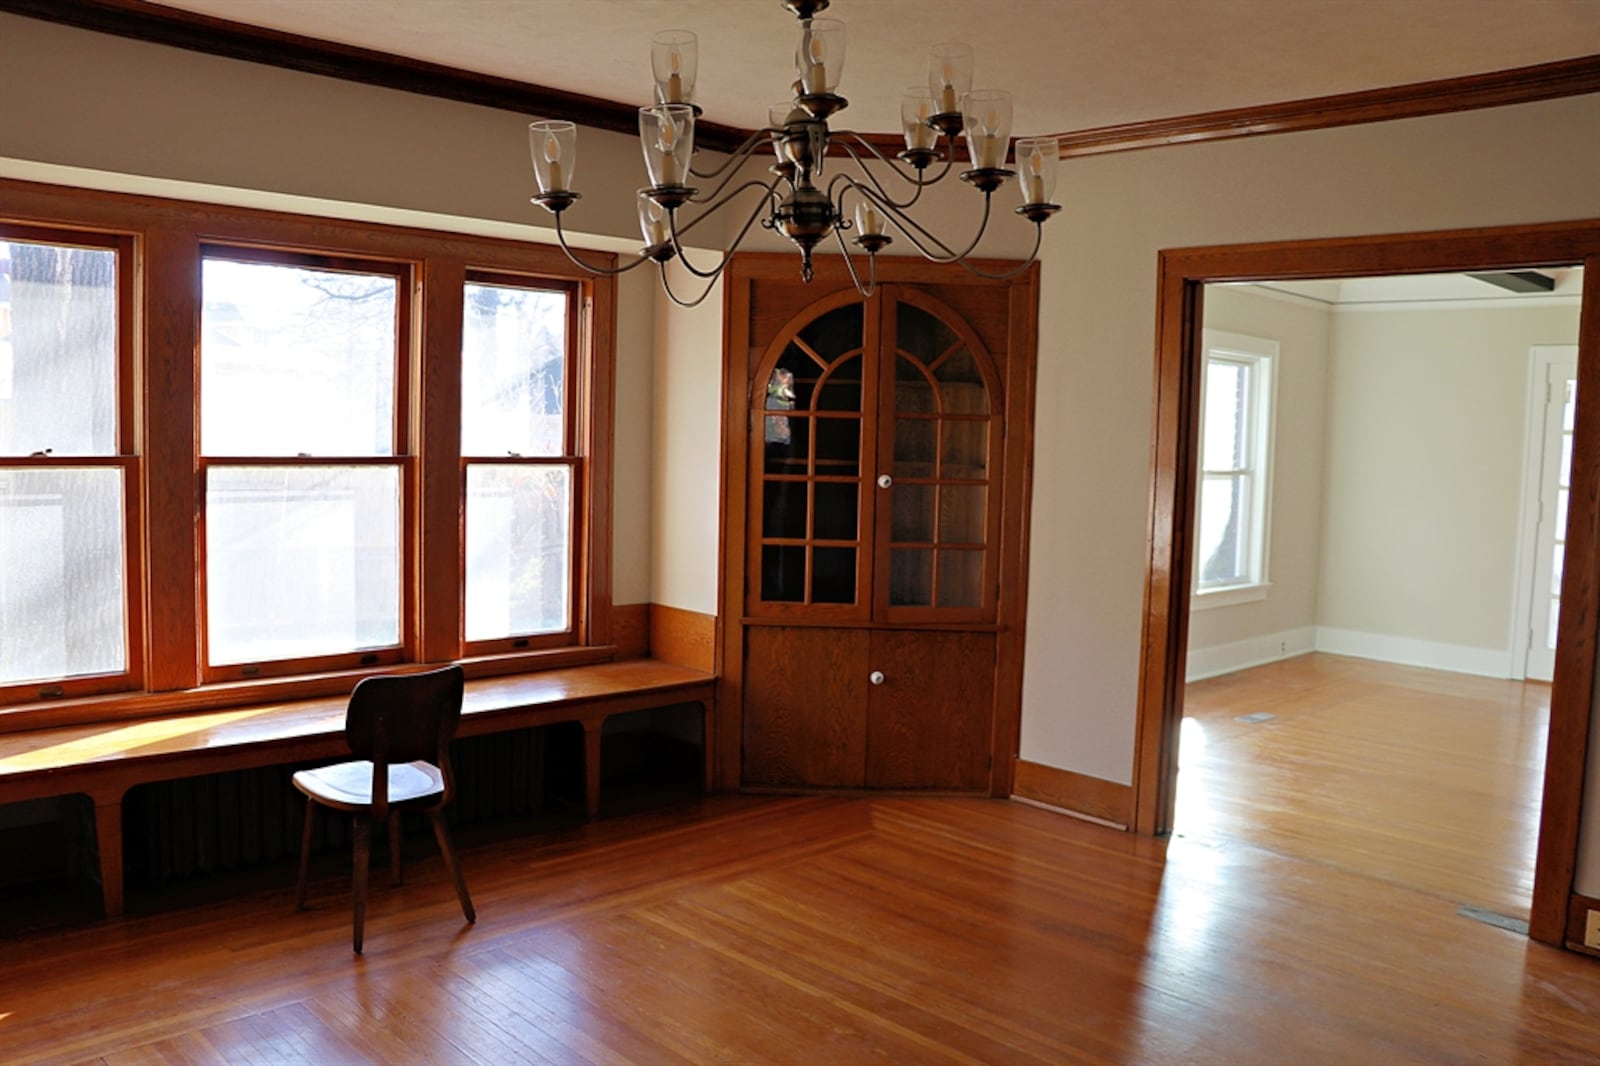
[93,798,124,919]
[583,720,603,818]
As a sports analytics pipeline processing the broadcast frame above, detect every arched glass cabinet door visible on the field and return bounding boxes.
[877,291,1001,620]
[749,297,871,615]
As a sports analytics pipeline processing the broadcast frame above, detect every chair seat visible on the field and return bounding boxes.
[293,759,444,809]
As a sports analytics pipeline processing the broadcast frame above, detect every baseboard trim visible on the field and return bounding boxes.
[1567,892,1600,957]
[649,604,716,673]
[1012,760,1132,829]
[1186,626,1316,682]
[1313,626,1512,679]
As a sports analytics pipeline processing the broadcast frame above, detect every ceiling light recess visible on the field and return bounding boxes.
[527,0,1061,306]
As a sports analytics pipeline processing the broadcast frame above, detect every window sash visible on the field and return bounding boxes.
[1196,341,1273,594]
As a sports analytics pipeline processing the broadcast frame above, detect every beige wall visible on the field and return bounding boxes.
[1018,94,1600,787]
[1317,303,1581,658]
[3,13,1599,895]
[1187,286,1331,655]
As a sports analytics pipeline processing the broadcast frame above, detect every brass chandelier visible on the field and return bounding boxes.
[528,0,1061,306]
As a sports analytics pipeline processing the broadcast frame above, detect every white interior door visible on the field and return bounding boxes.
[1522,347,1578,682]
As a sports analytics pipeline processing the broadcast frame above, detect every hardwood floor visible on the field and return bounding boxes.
[3,777,1598,1062]
[1181,652,1549,921]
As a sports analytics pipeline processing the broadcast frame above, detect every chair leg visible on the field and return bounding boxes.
[388,811,403,886]
[429,809,475,924]
[352,818,371,954]
[294,797,316,911]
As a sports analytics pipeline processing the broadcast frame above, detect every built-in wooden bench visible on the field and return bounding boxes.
[0,659,716,919]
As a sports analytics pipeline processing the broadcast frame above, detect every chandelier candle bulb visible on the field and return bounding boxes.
[855,200,885,237]
[528,120,577,195]
[795,18,845,96]
[638,191,669,247]
[929,42,974,115]
[1015,136,1059,205]
[962,90,1014,171]
[651,30,697,107]
[902,89,937,150]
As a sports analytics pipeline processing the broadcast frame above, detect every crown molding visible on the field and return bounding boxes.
[1055,54,1600,157]
[3,0,1596,161]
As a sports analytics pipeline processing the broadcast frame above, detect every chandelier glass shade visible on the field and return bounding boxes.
[528,0,1061,306]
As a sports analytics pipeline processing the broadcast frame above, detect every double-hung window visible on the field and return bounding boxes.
[199,248,408,679]
[461,274,578,651]
[1195,329,1276,606]
[0,228,140,701]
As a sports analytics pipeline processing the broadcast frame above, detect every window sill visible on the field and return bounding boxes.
[1192,583,1270,611]
[0,644,621,737]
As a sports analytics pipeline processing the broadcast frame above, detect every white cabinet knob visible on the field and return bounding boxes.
[876,474,893,489]
[869,670,886,685]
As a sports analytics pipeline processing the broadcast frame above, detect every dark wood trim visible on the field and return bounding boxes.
[4,2,1592,163]
[1012,759,1134,828]
[1533,250,1600,944]
[1566,893,1600,956]
[0,0,750,154]
[650,605,716,673]
[1132,220,1600,950]
[418,256,466,663]
[1056,55,1600,157]
[582,271,618,649]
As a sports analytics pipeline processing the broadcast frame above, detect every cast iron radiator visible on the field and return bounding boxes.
[123,726,549,888]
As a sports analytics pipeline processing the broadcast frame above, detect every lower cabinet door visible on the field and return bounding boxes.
[866,630,996,790]
[743,626,870,788]
[742,625,997,791]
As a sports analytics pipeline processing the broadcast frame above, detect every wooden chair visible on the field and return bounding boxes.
[293,664,475,953]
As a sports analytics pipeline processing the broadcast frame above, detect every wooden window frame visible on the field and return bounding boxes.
[0,224,144,705]
[0,178,617,734]
[197,245,415,683]
[459,271,585,658]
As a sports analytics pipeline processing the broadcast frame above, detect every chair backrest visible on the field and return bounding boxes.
[344,664,465,812]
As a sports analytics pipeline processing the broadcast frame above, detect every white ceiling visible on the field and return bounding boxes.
[1243,267,1586,308]
[144,0,1600,137]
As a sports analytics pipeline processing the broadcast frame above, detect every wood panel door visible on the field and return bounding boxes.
[742,626,995,791]
[865,630,995,790]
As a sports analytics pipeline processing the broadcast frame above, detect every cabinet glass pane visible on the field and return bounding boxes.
[762,479,807,539]
[892,484,935,542]
[894,417,936,477]
[812,547,856,604]
[798,302,864,365]
[889,548,933,606]
[934,347,985,400]
[937,550,984,608]
[896,356,937,414]
[812,482,858,540]
[762,545,806,602]
[815,416,860,476]
[940,418,987,478]
[2,240,118,457]
[896,302,958,364]
[771,347,815,410]
[939,485,986,544]
[816,354,863,412]
[764,413,809,474]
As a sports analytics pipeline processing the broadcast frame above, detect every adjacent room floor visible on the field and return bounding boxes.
[1179,651,1548,923]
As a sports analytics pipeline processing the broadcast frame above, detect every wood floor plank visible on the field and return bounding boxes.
[2,751,1596,1063]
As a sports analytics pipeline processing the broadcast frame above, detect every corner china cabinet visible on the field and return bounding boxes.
[718,254,1038,794]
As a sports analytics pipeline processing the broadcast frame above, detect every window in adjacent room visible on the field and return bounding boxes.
[460,275,578,650]
[199,249,407,677]
[1194,329,1277,607]
[0,228,139,700]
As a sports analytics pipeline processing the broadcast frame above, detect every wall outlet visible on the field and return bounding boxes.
[1587,909,1600,950]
